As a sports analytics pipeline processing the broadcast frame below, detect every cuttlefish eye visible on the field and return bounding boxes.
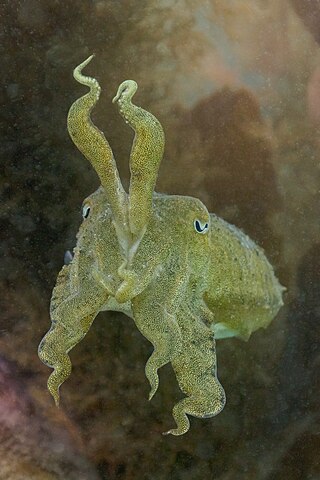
[194,219,209,234]
[82,204,91,219]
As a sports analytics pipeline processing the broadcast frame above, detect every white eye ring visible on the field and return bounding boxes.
[194,219,209,234]
[82,204,91,219]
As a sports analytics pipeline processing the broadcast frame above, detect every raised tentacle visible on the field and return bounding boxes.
[67,56,128,240]
[112,80,165,239]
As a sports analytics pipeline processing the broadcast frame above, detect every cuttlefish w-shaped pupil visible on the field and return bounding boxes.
[194,219,208,233]
[38,55,284,437]
[82,205,91,218]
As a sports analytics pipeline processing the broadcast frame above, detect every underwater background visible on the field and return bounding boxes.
[1,1,320,478]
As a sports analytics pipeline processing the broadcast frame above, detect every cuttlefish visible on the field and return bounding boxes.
[38,56,284,435]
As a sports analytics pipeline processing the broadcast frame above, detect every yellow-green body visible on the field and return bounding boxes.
[38,56,284,436]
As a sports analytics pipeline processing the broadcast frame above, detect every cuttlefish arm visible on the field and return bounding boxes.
[112,80,165,302]
[113,80,165,239]
[166,306,226,436]
[68,55,129,241]
[38,262,110,406]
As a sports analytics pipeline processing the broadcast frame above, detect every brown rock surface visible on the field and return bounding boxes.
[0,354,99,480]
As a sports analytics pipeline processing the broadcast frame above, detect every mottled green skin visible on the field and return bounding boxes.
[38,56,284,436]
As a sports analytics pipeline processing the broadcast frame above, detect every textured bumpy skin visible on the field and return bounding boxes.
[38,56,284,436]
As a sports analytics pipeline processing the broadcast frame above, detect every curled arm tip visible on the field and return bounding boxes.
[113,80,138,104]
